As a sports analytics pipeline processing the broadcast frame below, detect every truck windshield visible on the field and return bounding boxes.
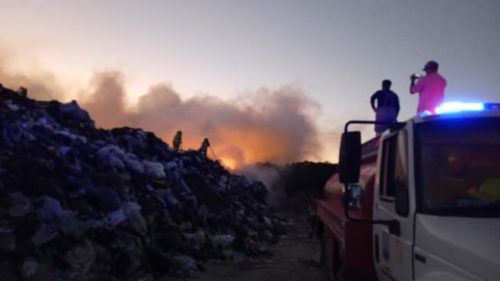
[416,117,500,217]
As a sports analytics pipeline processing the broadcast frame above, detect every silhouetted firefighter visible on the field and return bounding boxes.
[172,130,182,151]
[18,87,27,97]
[199,138,210,158]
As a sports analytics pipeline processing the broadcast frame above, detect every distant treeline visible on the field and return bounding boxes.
[256,161,337,196]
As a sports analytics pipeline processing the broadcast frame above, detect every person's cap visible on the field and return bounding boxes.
[423,60,439,71]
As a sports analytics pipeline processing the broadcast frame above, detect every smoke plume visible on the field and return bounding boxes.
[0,46,63,101]
[81,72,321,167]
[81,72,130,128]
[0,45,322,167]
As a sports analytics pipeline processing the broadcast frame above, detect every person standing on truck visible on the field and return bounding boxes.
[371,79,400,134]
[410,60,447,114]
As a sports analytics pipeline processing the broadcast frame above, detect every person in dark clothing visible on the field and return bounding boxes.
[172,130,182,151]
[370,80,400,134]
[199,138,210,158]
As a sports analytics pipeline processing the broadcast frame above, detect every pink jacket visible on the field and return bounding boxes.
[411,73,447,113]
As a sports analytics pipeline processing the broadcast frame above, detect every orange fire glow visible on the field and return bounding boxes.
[219,156,237,170]
[70,73,320,169]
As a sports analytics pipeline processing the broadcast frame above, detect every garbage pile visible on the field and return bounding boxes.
[0,86,287,281]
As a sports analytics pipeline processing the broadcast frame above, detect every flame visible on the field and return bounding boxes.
[219,156,237,170]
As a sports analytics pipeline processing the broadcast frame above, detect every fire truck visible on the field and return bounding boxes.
[316,102,500,281]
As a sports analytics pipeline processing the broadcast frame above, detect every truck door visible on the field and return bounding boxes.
[373,130,415,281]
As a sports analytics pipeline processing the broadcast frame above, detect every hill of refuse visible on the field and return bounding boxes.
[0,86,286,281]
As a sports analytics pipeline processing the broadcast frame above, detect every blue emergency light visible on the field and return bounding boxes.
[417,102,499,118]
[435,102,485,114]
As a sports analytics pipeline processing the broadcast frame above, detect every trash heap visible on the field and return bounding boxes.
[0,86,287,281]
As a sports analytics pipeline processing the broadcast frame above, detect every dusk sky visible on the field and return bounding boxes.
[1,0,499,164]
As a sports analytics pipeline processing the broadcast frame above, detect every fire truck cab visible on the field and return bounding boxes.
[316,102,500,281]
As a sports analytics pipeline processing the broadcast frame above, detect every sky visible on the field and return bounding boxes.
[1,0,500,165]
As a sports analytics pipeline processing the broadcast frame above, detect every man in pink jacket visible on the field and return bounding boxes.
[410,61,447,114]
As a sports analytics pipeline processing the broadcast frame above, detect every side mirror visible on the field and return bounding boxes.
[344,183,364,210]
[339,131,361,184]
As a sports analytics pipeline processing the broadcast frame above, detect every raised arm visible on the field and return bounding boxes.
[410,74,419,94]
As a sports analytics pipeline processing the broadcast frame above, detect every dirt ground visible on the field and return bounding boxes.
[197,197,323,281]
